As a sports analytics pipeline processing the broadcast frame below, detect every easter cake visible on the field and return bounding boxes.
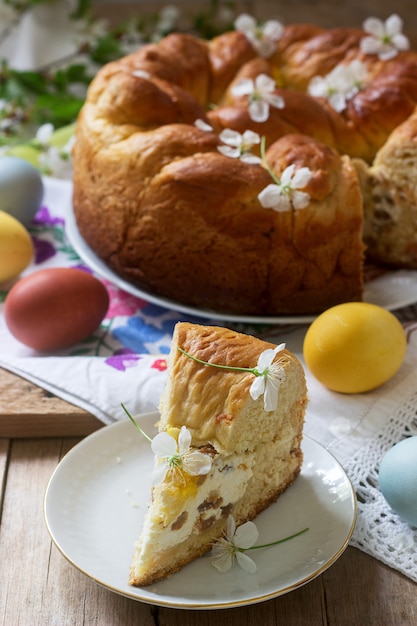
[128,322,307,586]
[72,13,417,315]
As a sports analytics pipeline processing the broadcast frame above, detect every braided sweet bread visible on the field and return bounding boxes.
[72,13,417,315]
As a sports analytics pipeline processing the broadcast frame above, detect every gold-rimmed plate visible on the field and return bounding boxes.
[44,412,357,609]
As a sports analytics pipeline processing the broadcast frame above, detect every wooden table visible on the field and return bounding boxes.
[0,368,416,625]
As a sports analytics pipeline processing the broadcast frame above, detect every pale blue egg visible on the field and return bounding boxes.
[0,156,44,225]
[379,436,417,527]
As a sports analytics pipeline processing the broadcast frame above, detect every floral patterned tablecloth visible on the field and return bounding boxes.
[0,175,416,584]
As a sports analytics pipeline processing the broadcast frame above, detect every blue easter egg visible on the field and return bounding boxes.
[0,156,44,225]
[379,436,417,527]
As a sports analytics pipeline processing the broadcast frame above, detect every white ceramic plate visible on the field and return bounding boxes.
[44,412,357,610]
[65,203,417,324]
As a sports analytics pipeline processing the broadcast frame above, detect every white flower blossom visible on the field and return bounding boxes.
[38,139,75,179]
[34,123,75,179]
[232,74,285,123]
[217,129,262,163]
[211,515,259,573]
[35,123,54,146]
[258,165,313,214]
[154,5,180,35]
[250,343,286,412]
[151,425,212,486]
[360,14,410,61]
[119,19,146,54]
[234,13,284,58]
[308,60,368,112]
[72,17,109,48]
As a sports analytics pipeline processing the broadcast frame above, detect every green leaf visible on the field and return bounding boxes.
[49,122,77,148]
[9,70,49,94]
[90,35,123,65]
[4,144,41,167]
[34,93,84,126]
[69,0,92,20]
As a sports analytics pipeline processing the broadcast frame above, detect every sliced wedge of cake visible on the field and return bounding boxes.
[129,322,307,587]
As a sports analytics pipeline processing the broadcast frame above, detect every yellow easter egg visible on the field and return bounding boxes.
[303,302,407,393]
[0,211,34,282]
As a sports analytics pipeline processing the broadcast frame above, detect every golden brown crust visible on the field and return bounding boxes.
[159,322,307,453]
[72,20,417,315]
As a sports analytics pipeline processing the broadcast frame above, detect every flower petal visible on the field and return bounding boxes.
[308,76,327,97]
[263,20,284,41]
[329,92,347,112]
[241,129,261,145]
[151,461,169,486]
[248,100,270,122]
[219,128,242,146]
[258,184,283,208]
[236,551,258,573]
[249,375,265,401]
[234,13,257,34]
[263,375,280,411]
[266,93,285,110]
[291,166,313,189]
[183,451,212,475]
[292,190,311,209]
[234,521,259,549]
[36,123,54,143]
[211,549,234,573]
[232,78,254,97]
[363,17,385,37]
[392,33,410,51]
[385,14,403,37]
[132,69,151,79]
[257,347,278,370]
[240,153,262,164]
[280,164,296,186]
[255,73,276,94]
[226,514,236,540]
[272,195,291,212]
[378,46,400,61]
[178,425,191,454]
[360,35,383,56]
[151,431,177,457]
[194,118,213,131]
[218,145,240,158]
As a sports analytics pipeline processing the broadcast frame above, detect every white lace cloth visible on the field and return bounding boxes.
[345,400,417,582]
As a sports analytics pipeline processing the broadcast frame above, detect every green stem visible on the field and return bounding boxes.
[260,136,282,186]
[245,527,309,550]
[121,403,153,442]
[178,347,258,376]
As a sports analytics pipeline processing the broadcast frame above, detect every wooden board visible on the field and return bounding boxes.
[0,367,103,438]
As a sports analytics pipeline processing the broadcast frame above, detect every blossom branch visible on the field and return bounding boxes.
[245,526,309,550]
[178,347,258,375]
[121,402,153,442]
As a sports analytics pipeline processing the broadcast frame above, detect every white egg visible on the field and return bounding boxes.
[379,436,417,527]
[0,156,44,225]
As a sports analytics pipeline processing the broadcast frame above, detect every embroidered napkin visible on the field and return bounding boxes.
[0,175,416,584]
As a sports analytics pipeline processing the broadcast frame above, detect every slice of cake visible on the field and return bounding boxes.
[129,322,307,587]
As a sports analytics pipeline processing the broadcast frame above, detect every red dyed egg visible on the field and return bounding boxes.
[4,268,109,351]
